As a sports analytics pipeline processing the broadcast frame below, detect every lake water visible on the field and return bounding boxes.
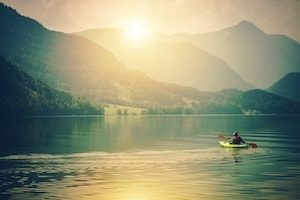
[0,115,299,199]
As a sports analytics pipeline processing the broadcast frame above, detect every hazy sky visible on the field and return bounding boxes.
[1,0,300,41]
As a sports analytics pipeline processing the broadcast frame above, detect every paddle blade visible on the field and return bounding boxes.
[249,143,257,148]
[219,134,230,142]
[218,134,227,141]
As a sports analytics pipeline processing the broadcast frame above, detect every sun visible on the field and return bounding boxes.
[125,19,149,41]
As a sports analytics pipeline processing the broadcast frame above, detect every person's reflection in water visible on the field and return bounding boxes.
[231,149,242,163]
[224,148,243,163]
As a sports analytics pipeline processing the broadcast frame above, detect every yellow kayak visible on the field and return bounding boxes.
[219,141,249,148]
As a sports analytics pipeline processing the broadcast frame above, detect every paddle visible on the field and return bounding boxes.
[218,134,230,141]
[218,134,257,148]
[249,143,257,148]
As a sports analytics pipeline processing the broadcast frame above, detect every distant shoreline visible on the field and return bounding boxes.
[2,113,300,118]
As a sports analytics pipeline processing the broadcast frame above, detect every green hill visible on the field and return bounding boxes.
[0,57,103,115]
[268,73,300,102]
[224,89,300,114]
[144,89,300,115]
[188,89,300,115]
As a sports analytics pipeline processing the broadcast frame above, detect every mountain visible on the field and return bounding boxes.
[78,28,254,91]
[221,89,300,114]
[157,21,300,88]
[145,89,300,115]
[268,73,300,102]
[0,3,206,107]
[0,57,103,115]
[1,4,299,115]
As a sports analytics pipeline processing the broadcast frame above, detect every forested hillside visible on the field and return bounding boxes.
[145,89,300,115]
[268,73,300,102]
[0,57,104,115]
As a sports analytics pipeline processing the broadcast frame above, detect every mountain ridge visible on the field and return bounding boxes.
[157,20,300,88]
[78,28,254,91]
[0,3,208,107]
[268,72,300,102]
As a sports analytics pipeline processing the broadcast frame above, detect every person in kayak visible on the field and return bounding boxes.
[230,131,245,144]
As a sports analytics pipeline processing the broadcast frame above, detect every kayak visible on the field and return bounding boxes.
[219,141,249,148]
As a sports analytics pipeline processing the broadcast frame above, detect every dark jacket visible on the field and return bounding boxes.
[230,136,245,144]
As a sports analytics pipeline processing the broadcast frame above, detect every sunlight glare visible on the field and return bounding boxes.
[125,19,149,41]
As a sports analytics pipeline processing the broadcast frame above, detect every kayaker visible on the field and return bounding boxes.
[230,131,245,144]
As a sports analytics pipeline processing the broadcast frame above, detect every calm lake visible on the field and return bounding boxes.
[0,115,299,199]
